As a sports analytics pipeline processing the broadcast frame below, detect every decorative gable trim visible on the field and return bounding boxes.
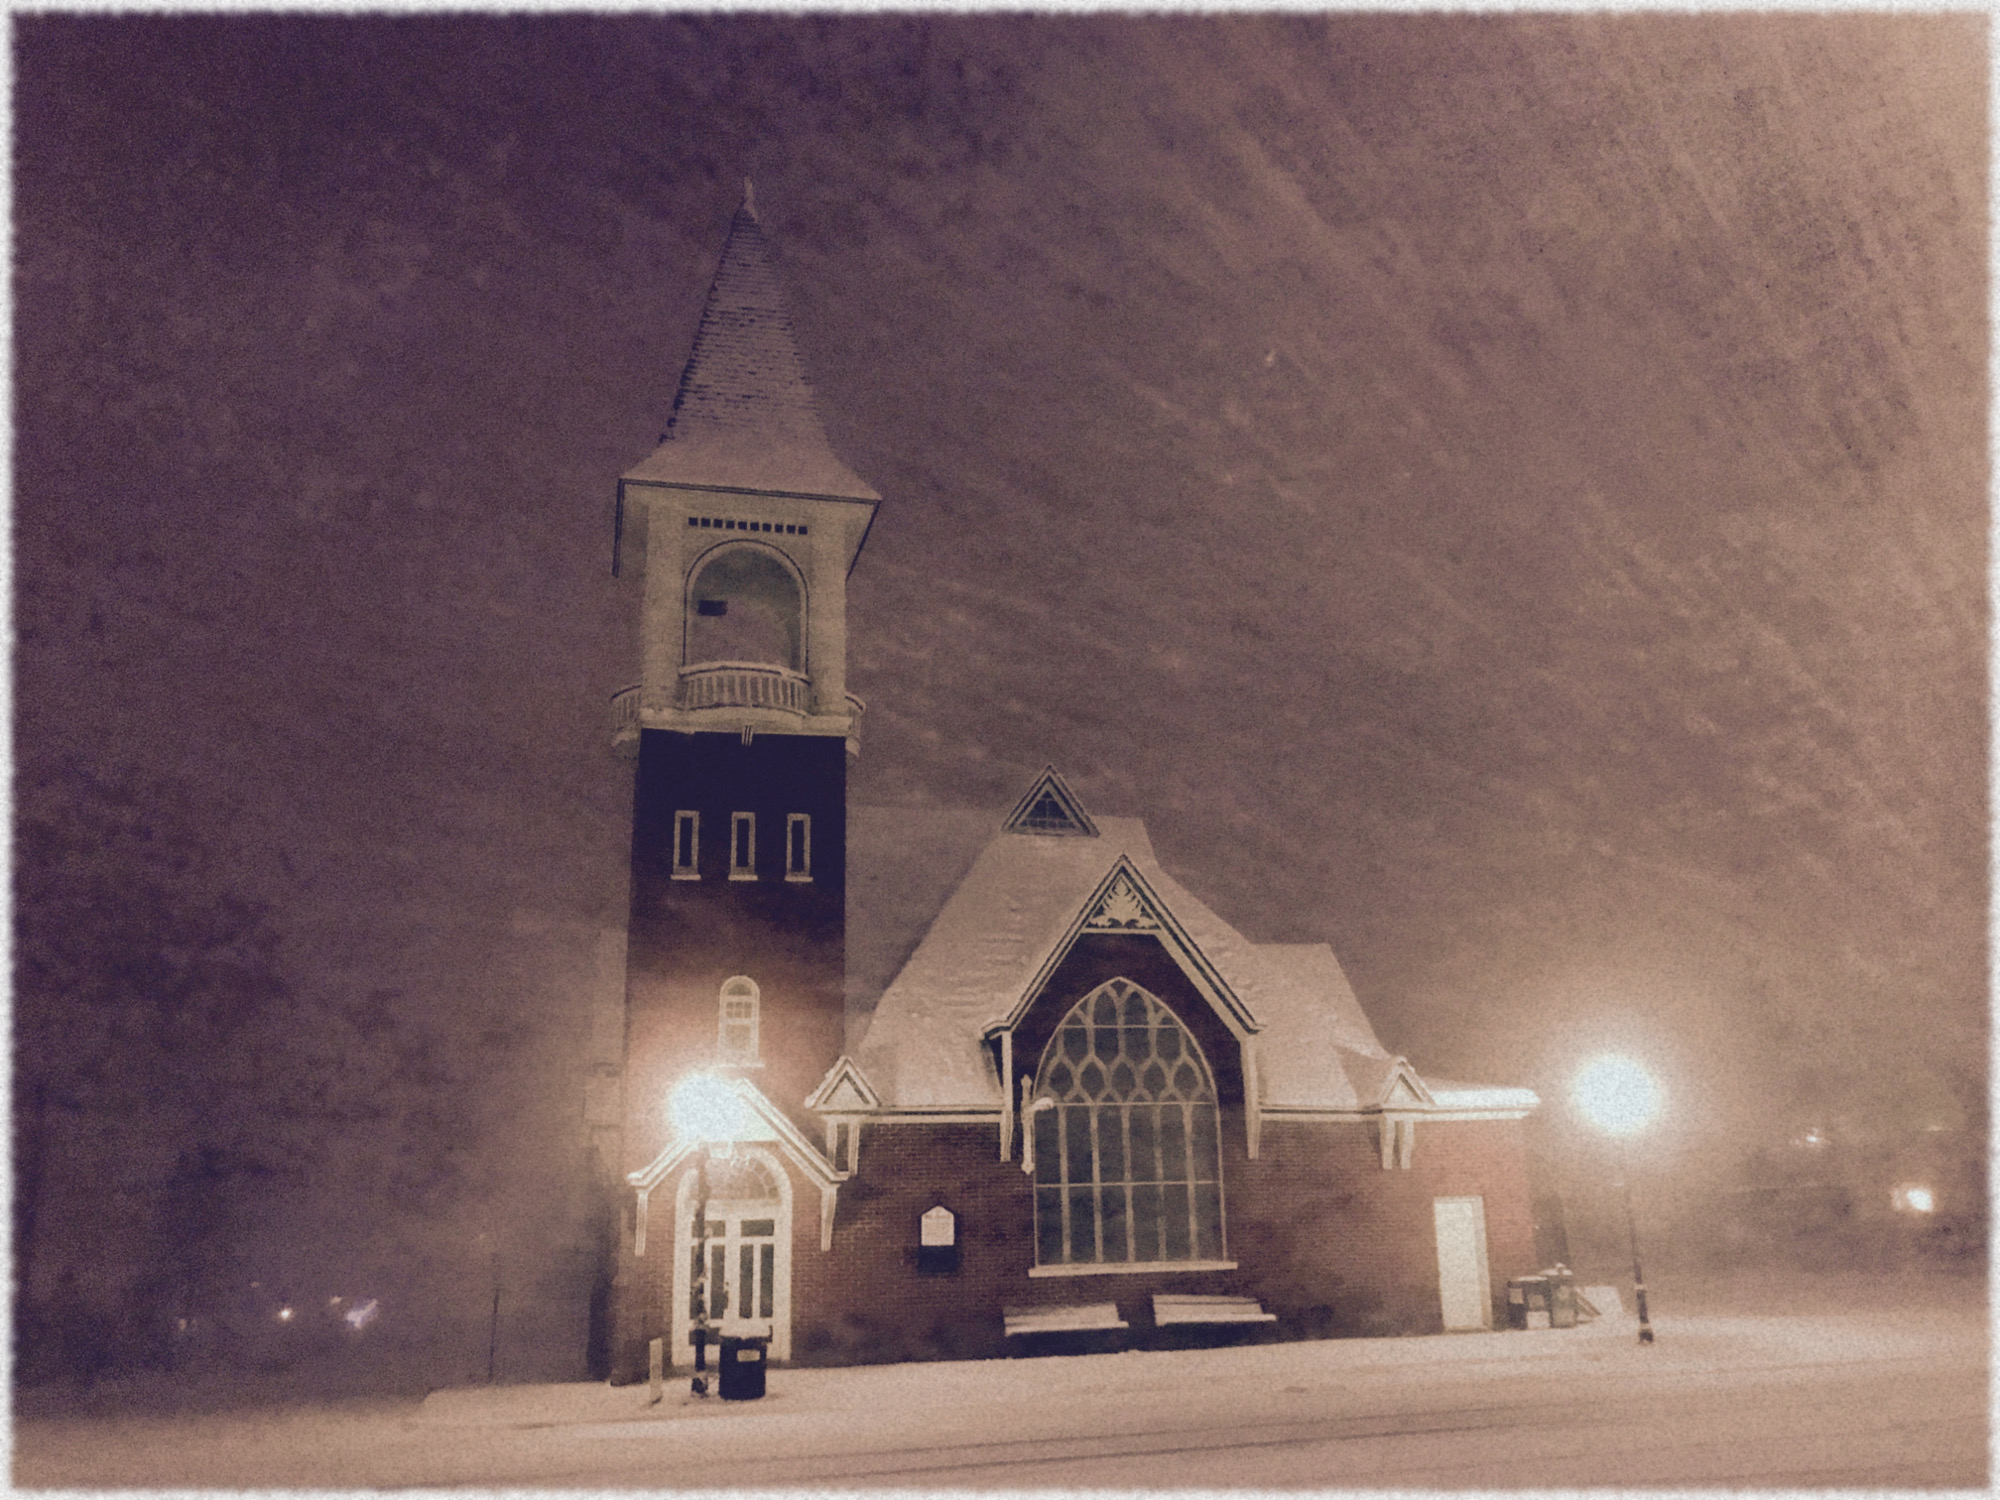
[1002,766,1099,838]
[1082,870,1162,932]
[804,1055,881,1113]
[1006,858,1261,1042]
[1003,857,1264,1158]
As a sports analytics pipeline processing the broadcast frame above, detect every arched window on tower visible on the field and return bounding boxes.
[718,977,760,1066]
[685,546,804,670]
[1031,979,1225,1268]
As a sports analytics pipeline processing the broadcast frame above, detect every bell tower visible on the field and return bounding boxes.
[611,186,879,1171]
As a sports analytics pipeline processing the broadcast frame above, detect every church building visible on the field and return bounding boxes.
[596,192,1540,1378]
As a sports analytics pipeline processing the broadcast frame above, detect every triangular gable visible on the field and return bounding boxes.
[1002,766,1099,838]
[627,1076,844,1194]
[1005,856,1260,1039]
[1379,1058,1437,1110]
[803,1055,881,1113]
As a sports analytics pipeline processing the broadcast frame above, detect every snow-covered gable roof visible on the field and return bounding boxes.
[1237,943,1396,1110]
[847,792,1539,1119]
[853,816,1164,1110]
[853,815,1411,1113]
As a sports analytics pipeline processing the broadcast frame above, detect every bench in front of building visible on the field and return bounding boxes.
[1003,1302,1129,1338]
[1152,1294,1277,1326]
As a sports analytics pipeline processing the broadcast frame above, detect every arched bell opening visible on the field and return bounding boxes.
[684,544,805,672]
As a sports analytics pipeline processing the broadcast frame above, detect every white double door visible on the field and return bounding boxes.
[670,1194,791,1365]
[692,1212,778,1328]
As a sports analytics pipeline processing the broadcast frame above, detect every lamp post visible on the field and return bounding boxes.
[667,1073,752,1397]
[1573,1054,1660,1345]
[690,1143,713,1396]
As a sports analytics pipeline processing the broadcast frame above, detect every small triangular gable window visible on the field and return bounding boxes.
[1003,767,1099,838]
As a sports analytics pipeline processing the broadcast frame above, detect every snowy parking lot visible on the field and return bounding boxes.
[15,1272,1986,1489]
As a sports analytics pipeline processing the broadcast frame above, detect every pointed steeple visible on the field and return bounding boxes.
[1003,766,1099,837]
[626,184,879,502]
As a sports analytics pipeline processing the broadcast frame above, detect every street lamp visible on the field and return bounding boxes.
[667,1073,753,1396]
[1573,1054,1661,1345]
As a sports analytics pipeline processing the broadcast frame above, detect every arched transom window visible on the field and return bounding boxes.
[1032,979,1225,1267]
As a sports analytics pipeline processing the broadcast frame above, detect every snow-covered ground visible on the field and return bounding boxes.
[14,1270,1985,1490]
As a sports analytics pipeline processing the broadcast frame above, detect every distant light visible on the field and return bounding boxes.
[668,1072,754,1144]
[277,1306,295,1322]
[1795,1126,1826,1149]
[1573,1055,1661,1136]
[343,1298,380,1330]
[1893,1184,1935,1215]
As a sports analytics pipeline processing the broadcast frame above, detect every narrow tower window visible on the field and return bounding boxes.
[785,814,812,882]
[672,811,700,880]
[718,977,760,1065]
[729,812,756,881]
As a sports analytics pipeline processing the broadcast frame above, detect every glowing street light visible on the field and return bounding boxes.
[666,1072,752,1398]
[1572,1055,1661,1137]
[669,1072,754,1144]
[1573,1053,1660,1345]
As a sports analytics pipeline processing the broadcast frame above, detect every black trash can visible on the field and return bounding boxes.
[1506,1275,1551,1330]
[717,1335,768,1401]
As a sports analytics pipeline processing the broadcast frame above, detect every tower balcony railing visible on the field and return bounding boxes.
[610,674,865,754]
[610,684,642,756]
[679,661,812,714]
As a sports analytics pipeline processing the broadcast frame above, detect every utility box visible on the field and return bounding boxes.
[1543,1265,1578,1329]
[1506,1276,1552,1329]
[717,1335,768,1401]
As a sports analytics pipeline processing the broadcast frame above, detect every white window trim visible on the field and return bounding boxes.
[1029,1259,1238,1279]
[672,810,700,881]
[718,977,761,1065]
[1030,978,1228,1271]
[729,812,757,881]
[784,813,812,883]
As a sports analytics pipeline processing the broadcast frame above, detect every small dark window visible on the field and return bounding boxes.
[730,813,756,880]
[672,811,699,879]
[697,598,727,617]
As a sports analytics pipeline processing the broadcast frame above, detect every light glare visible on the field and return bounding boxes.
[668,1072,754,1144]
[1573,1054,1661,1136]
[1893,1184,1935,1214]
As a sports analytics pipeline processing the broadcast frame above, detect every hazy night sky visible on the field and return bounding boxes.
[14,14,1985,1364]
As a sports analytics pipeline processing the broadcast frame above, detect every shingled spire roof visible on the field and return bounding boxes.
[624,184,880,501]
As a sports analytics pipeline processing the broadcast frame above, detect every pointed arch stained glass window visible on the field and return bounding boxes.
[1031,979,1225,1267]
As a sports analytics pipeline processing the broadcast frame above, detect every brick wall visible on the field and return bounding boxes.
[1233,1116,1538,1336]
[790,1111,1537,1364]
[610,1111,1536,1376]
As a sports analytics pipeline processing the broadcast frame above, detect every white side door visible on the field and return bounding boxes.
[1433,1196,1492,1331]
